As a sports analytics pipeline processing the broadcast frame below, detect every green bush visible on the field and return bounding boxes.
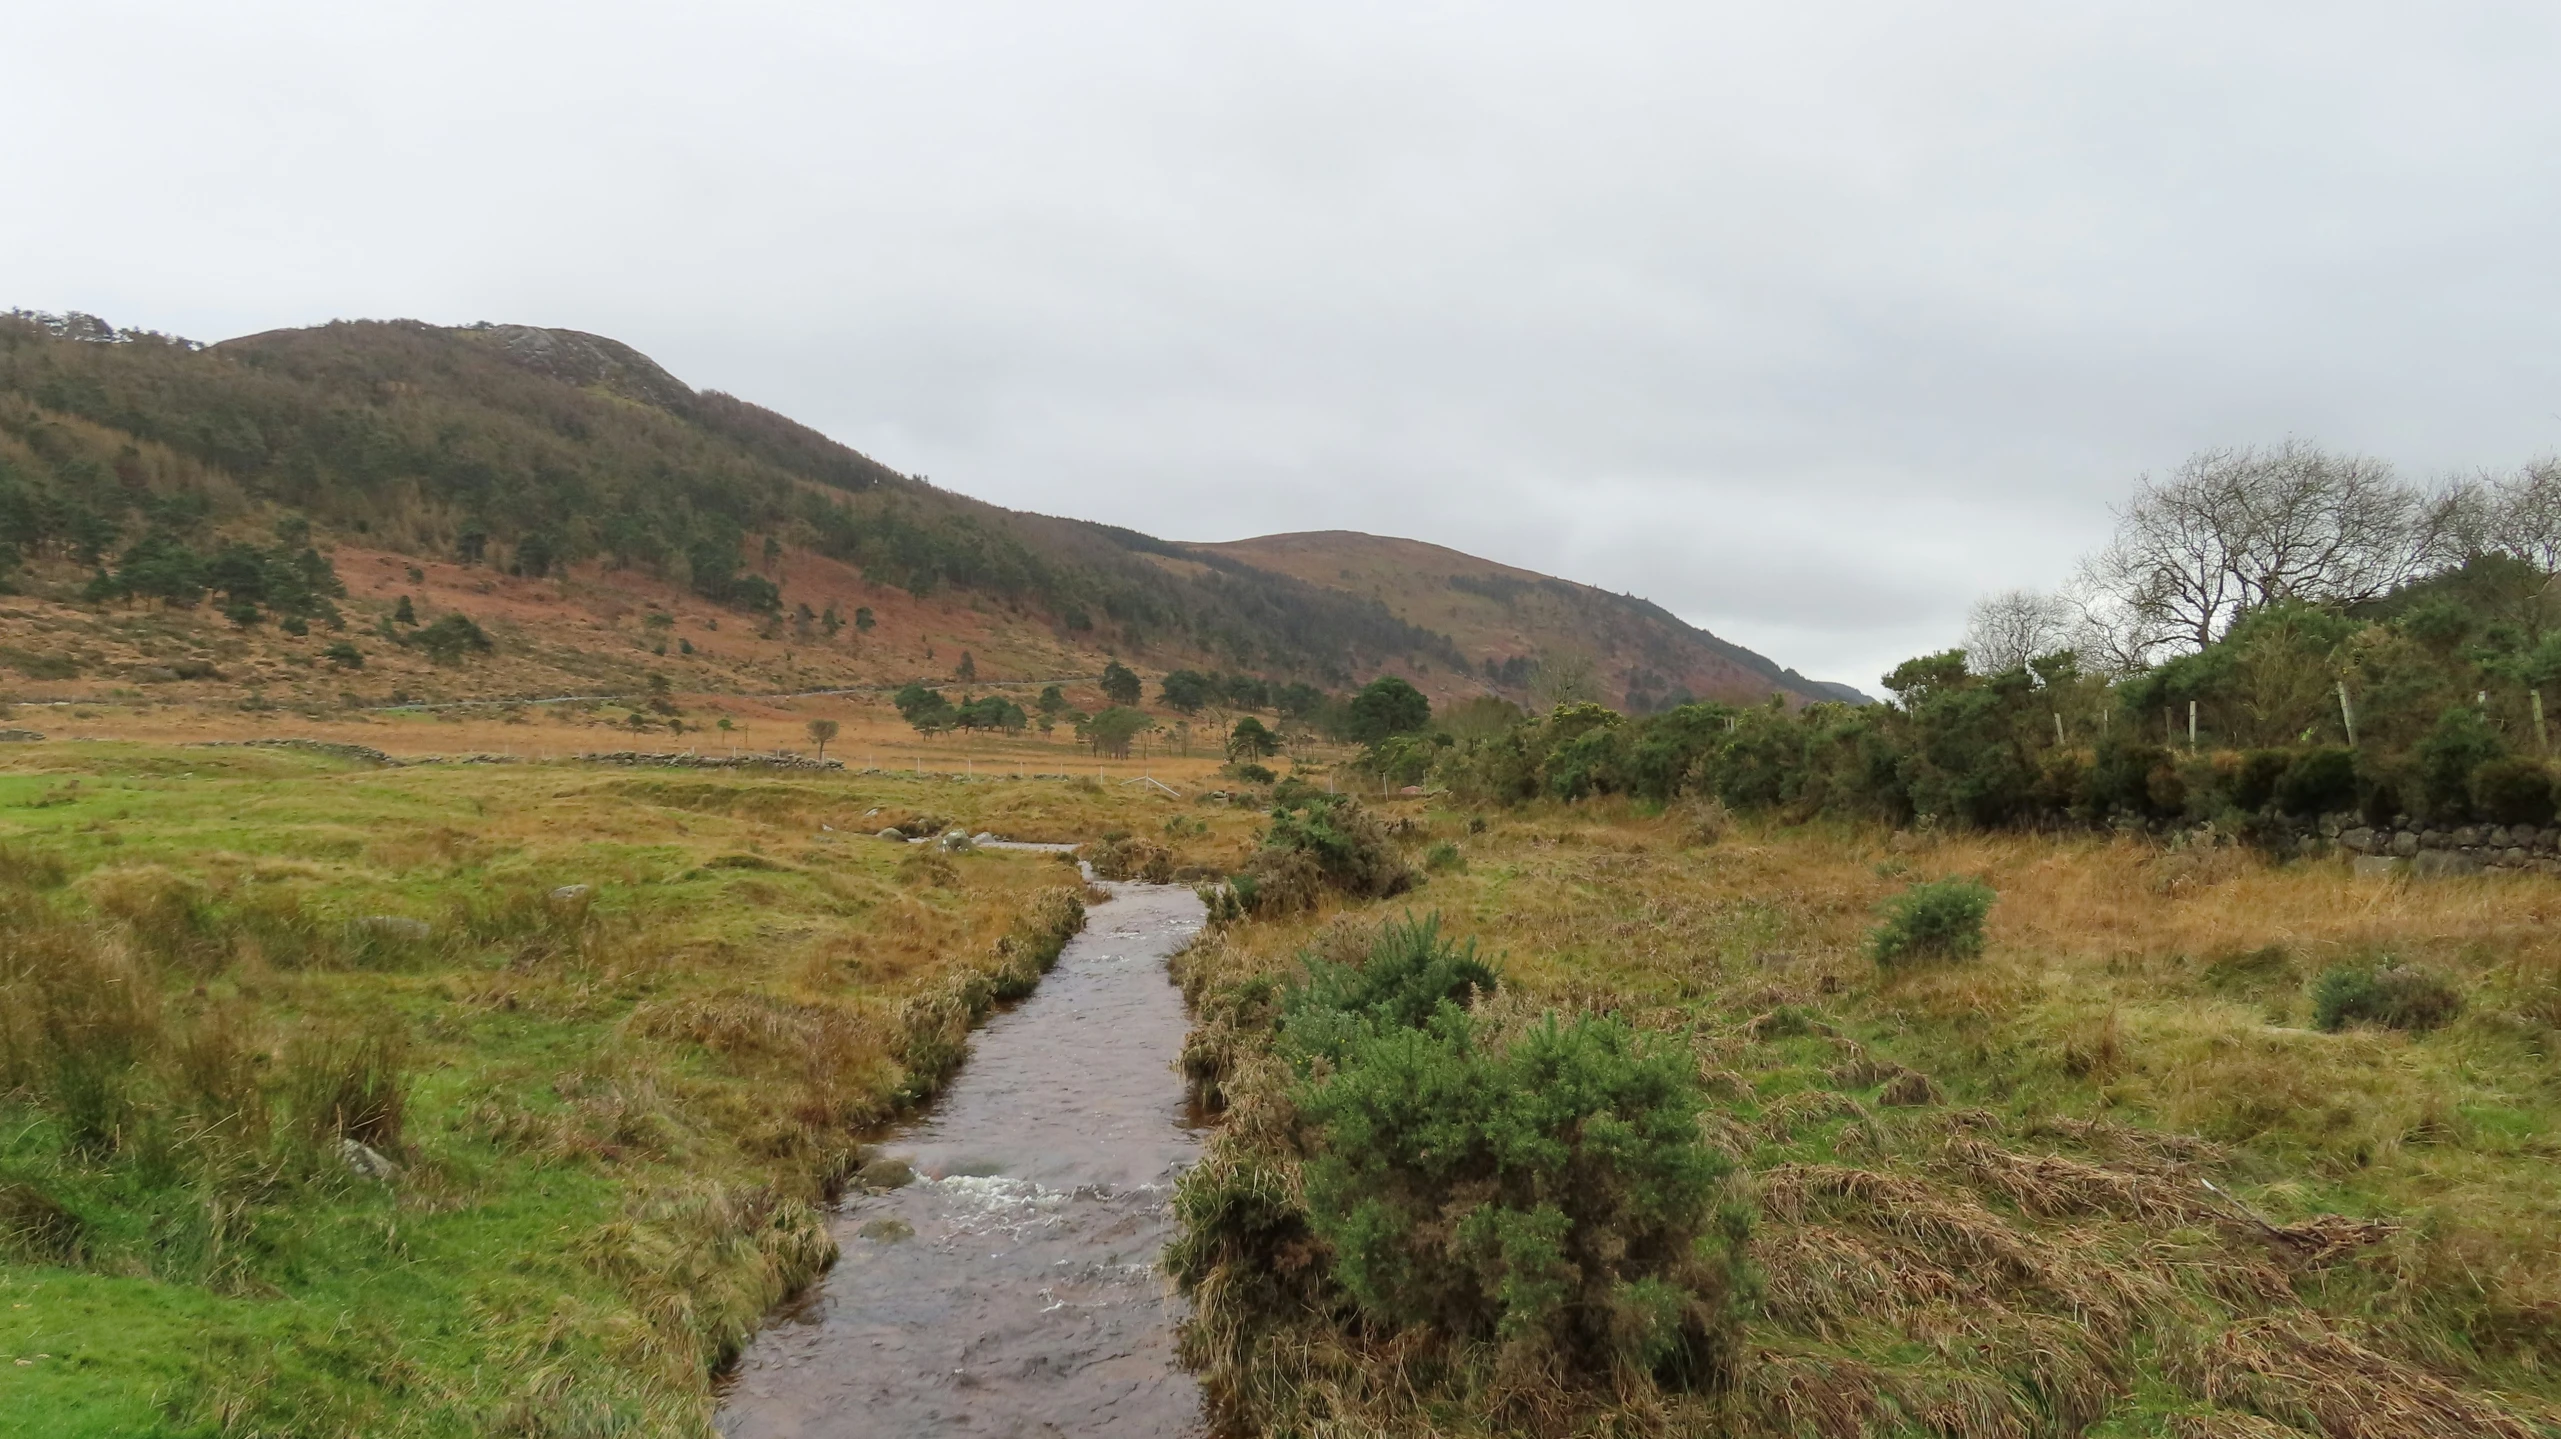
[2312,961,2463,1033]
[2275,746,2358,816]
[2469,757,2556,827]
[2415,706,2506,819]
[1423,839,1465,873]
[1869,877,1995,967]
[1231,793,1413,915]
[1280,913,1496,1062]
[1294,1010,1735,1385]
[2084,739,2176,820]
[2232,749,2292,811]
[1256,915,1741,1385]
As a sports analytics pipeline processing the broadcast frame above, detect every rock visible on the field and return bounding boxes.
[2340,826,2375,853]
[972,832,995,845]
[547,884,591,906]
[354,915,431,942]
[339,1138,399,1181]
[856,1155,915,1190]
[2421,829,2449,850]
[0,729,45,742]
[2389,831,2421,858]
[2413,850,2481,879]
[938,829,976,853]
[2454,826,2482,847]
[2505,846,2532,867]
[2351,855,2403,880]
[2486,825,2513,848]
[878,827,907,842]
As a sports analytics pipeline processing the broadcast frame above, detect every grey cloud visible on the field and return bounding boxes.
[9,1,2561,689]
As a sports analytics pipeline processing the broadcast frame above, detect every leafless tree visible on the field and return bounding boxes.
[2458,459,2561,571]
[1963,588,2074,674]
[2078,440,2432,658]
[1529,650,1600,709]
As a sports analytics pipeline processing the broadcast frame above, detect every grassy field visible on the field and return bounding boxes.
[0,741,1260,1437]
[1172,800,2561,1436]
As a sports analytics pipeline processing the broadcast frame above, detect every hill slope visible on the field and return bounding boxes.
[1191,531,1868,709]
[0,310,1852,713]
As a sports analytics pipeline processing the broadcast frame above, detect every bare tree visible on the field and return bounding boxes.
[1529,650,1600,709]
[1963,588,2074,674]
[2079,441,2430,658]
[2467,459,2561,572]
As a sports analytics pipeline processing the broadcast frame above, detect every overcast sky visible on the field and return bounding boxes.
[9,2,2561,688]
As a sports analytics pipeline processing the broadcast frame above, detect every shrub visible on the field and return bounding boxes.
[2312,961,2463,1033]
[2232,749,2292,811]
[1280,912,1495,1063]
[1294,1009,1737,1385]
[1869,877,1995,967]
[1676,796,1732,846]
[1230,794,1412,914]
[2415,706,2505,819]
[2084,739,2175,819]
[2275,746,2358,816]
[408,612,494,665]
[1423,839,1464,873]
[1085,834,1174,884]
[2469,757,2556,827]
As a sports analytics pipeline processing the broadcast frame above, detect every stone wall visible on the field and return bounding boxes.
[2282,814,2561,878]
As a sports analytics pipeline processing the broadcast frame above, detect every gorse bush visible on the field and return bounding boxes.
[1870,877,1996,967]
[1295,1011,1738,1385]
[1220,793,1413,917]
[2469,757,2556,826]
[1279,913,1496,1063]
[1264,917,1738,1387]
[2313,960,2464,1033]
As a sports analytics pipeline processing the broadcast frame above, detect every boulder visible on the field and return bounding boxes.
[2351,855,2403,880]
[2413,850,2481,879]
[2339,826,2375,853]
[339,1138,399,1181]
[878,827,907,842]
[2389,831,2421,858]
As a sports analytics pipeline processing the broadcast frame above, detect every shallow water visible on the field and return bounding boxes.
[715,880,1208,1438]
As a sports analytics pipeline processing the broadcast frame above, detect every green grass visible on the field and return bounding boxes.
[1166,802,2561,1437]
[0,742,1244,1436]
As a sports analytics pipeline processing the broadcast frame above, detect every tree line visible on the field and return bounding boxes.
[1361,442,2561,836]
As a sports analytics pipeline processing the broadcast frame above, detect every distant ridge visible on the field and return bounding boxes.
[0,309,1859,708]
[1187,531,1872,709]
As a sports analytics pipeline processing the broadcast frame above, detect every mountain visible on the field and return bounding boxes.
[0,309,1859,712]
[1188,531,1869,709]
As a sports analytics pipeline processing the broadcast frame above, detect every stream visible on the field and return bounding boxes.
[715,878,1209,1438]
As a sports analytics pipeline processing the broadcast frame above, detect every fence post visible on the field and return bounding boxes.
[2337,680,2358,747]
